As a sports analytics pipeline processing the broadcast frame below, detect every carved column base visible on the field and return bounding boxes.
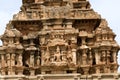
[30,69,35,76]
[104,65,110,73]
[1,69,5,75]
[113,64,119,73]
[95,65,100,74]
[81,65,90,75]
[15,67,24,75]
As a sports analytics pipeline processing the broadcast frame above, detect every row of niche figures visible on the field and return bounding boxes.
[32,48,117,66]
[13,3,71,20]
[0,51,40,68]
[0,49,117,68]
[0,47,74,68]
[77,49,117,66]
[0,53,22,68]
[7,47,74,68]
[42,3,71,18]
[24,51,41,68]
[13,10,98,21]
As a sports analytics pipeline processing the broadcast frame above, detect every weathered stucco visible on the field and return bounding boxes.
[0,0,119,80]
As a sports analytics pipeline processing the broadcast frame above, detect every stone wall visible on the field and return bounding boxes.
[0,73,120,80]
[0,0,119,79]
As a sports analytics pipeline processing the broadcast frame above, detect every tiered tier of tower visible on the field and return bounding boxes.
[0,0,119,76]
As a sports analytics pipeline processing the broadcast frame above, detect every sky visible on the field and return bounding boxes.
[0,0,120,72]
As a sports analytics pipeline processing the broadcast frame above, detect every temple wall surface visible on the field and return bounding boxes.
[0,73,120,80]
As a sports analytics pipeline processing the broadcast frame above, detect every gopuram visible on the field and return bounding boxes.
[0,0,120,80]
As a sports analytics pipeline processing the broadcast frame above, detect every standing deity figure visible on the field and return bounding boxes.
[1,54,6,68]
[89,50,93,65]
[61,53,67,62]
[43,48,50,64]
[67,50,73,63]
[11,54,15,66]
[42,6,49,18]
[36,56,41,66]
[53,7,60,18]
[82,49,87,65]
[30,53,34,67]
[18,54,23,66]
[101,51,106,64]
[6,54,11,67]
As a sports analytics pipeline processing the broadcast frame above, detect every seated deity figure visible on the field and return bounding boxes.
[54,46,61,62]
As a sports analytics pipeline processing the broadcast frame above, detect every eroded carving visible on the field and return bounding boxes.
[0,0,119,77]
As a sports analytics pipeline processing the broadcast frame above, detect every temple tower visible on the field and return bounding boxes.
[0,0,119,80]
